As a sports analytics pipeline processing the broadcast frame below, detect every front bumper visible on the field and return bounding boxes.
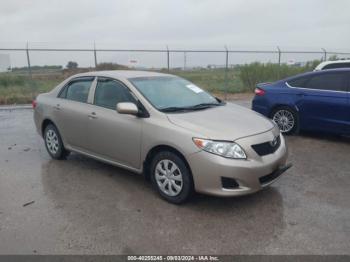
[186,130,290,197]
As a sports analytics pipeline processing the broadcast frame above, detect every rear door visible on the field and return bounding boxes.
[295,71,348,133]
[53,77,95,150]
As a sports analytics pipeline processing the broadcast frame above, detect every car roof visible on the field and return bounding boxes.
[314,59,350,71]
[284,68,350,81]
[73,70,173,79]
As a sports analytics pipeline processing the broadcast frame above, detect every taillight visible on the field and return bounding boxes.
[254,88,265,96]
[32,100,37,109]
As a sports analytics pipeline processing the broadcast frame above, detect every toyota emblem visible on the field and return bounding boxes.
[270,137,278,147]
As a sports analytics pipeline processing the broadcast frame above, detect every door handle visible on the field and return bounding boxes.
[54,104,61,110]
[88,112,97,119]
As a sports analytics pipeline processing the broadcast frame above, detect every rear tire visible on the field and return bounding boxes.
[271,106,299,135]
[44,124,70,160]
[150,151,194,204]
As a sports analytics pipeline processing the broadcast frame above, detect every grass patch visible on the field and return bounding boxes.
[170,68,245,94]
[0,74,62,104]
[0,74,26,87]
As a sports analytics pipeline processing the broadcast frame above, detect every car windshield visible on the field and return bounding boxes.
[129,76,222,112]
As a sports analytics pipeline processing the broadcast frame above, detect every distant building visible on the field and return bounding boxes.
[286,59,296,65]
[128,59,139,68]
[0,54,11,72]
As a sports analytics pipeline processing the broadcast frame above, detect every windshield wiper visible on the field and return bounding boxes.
[160,102,223,112]
[190,102,222,109]
[160,106,190,112]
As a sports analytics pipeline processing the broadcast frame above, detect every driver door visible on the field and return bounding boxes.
[85,77,143,170]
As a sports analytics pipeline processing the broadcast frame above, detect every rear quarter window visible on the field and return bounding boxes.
[59,77,94,103]
[287,76,310,88]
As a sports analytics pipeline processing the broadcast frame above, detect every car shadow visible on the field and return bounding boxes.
[40,153,285,254]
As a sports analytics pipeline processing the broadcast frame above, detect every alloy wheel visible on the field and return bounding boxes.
[272,109,295,133]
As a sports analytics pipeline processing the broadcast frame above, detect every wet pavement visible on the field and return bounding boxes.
[0,105,349,255]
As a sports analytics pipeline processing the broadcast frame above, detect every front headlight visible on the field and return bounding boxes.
[193,138,247,159]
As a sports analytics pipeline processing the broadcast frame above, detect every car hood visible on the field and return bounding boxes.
[167,103,274,141]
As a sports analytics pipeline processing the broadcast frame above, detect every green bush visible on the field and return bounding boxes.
[0,74,25,87]
[239,61,320,91]
[96,63,129,70]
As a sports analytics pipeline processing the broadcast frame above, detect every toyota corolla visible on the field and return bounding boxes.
[34,71,291,204]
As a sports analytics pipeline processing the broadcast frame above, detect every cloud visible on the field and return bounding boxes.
[0,0,349,66]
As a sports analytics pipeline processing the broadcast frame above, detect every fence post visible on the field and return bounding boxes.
[224,46,229,101]
[321,48,327,61]
[277,46,281,66]
[277,46,281,79]
[26,42,32,79]
[166,45,170,72]
[94,42,98,68]
[183,51,187,70]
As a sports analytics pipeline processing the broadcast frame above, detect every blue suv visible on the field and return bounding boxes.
[252,68,350,135]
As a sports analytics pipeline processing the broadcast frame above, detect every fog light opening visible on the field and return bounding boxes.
[221,177,240,189]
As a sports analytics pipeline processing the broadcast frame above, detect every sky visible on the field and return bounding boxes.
[0,0,349,68]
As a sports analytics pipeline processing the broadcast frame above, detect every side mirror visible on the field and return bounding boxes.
[116,102,139,115]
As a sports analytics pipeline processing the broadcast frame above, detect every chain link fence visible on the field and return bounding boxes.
[0,43,350,103]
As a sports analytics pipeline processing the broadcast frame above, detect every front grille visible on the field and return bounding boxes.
[259,170,282,185]
[251,135,281,156]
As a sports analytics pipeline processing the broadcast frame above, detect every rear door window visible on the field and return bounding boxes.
[305,73,347,92]
[59,77,94,103]
[287,76,310,88]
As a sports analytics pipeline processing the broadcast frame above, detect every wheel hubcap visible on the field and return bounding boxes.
[155,160,183,197]
[272,110,295,133]
[46,129,59,154]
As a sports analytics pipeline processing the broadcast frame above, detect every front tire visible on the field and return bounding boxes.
[150,151,194,204]
[44,124,69,160]
[271,106,299,135]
